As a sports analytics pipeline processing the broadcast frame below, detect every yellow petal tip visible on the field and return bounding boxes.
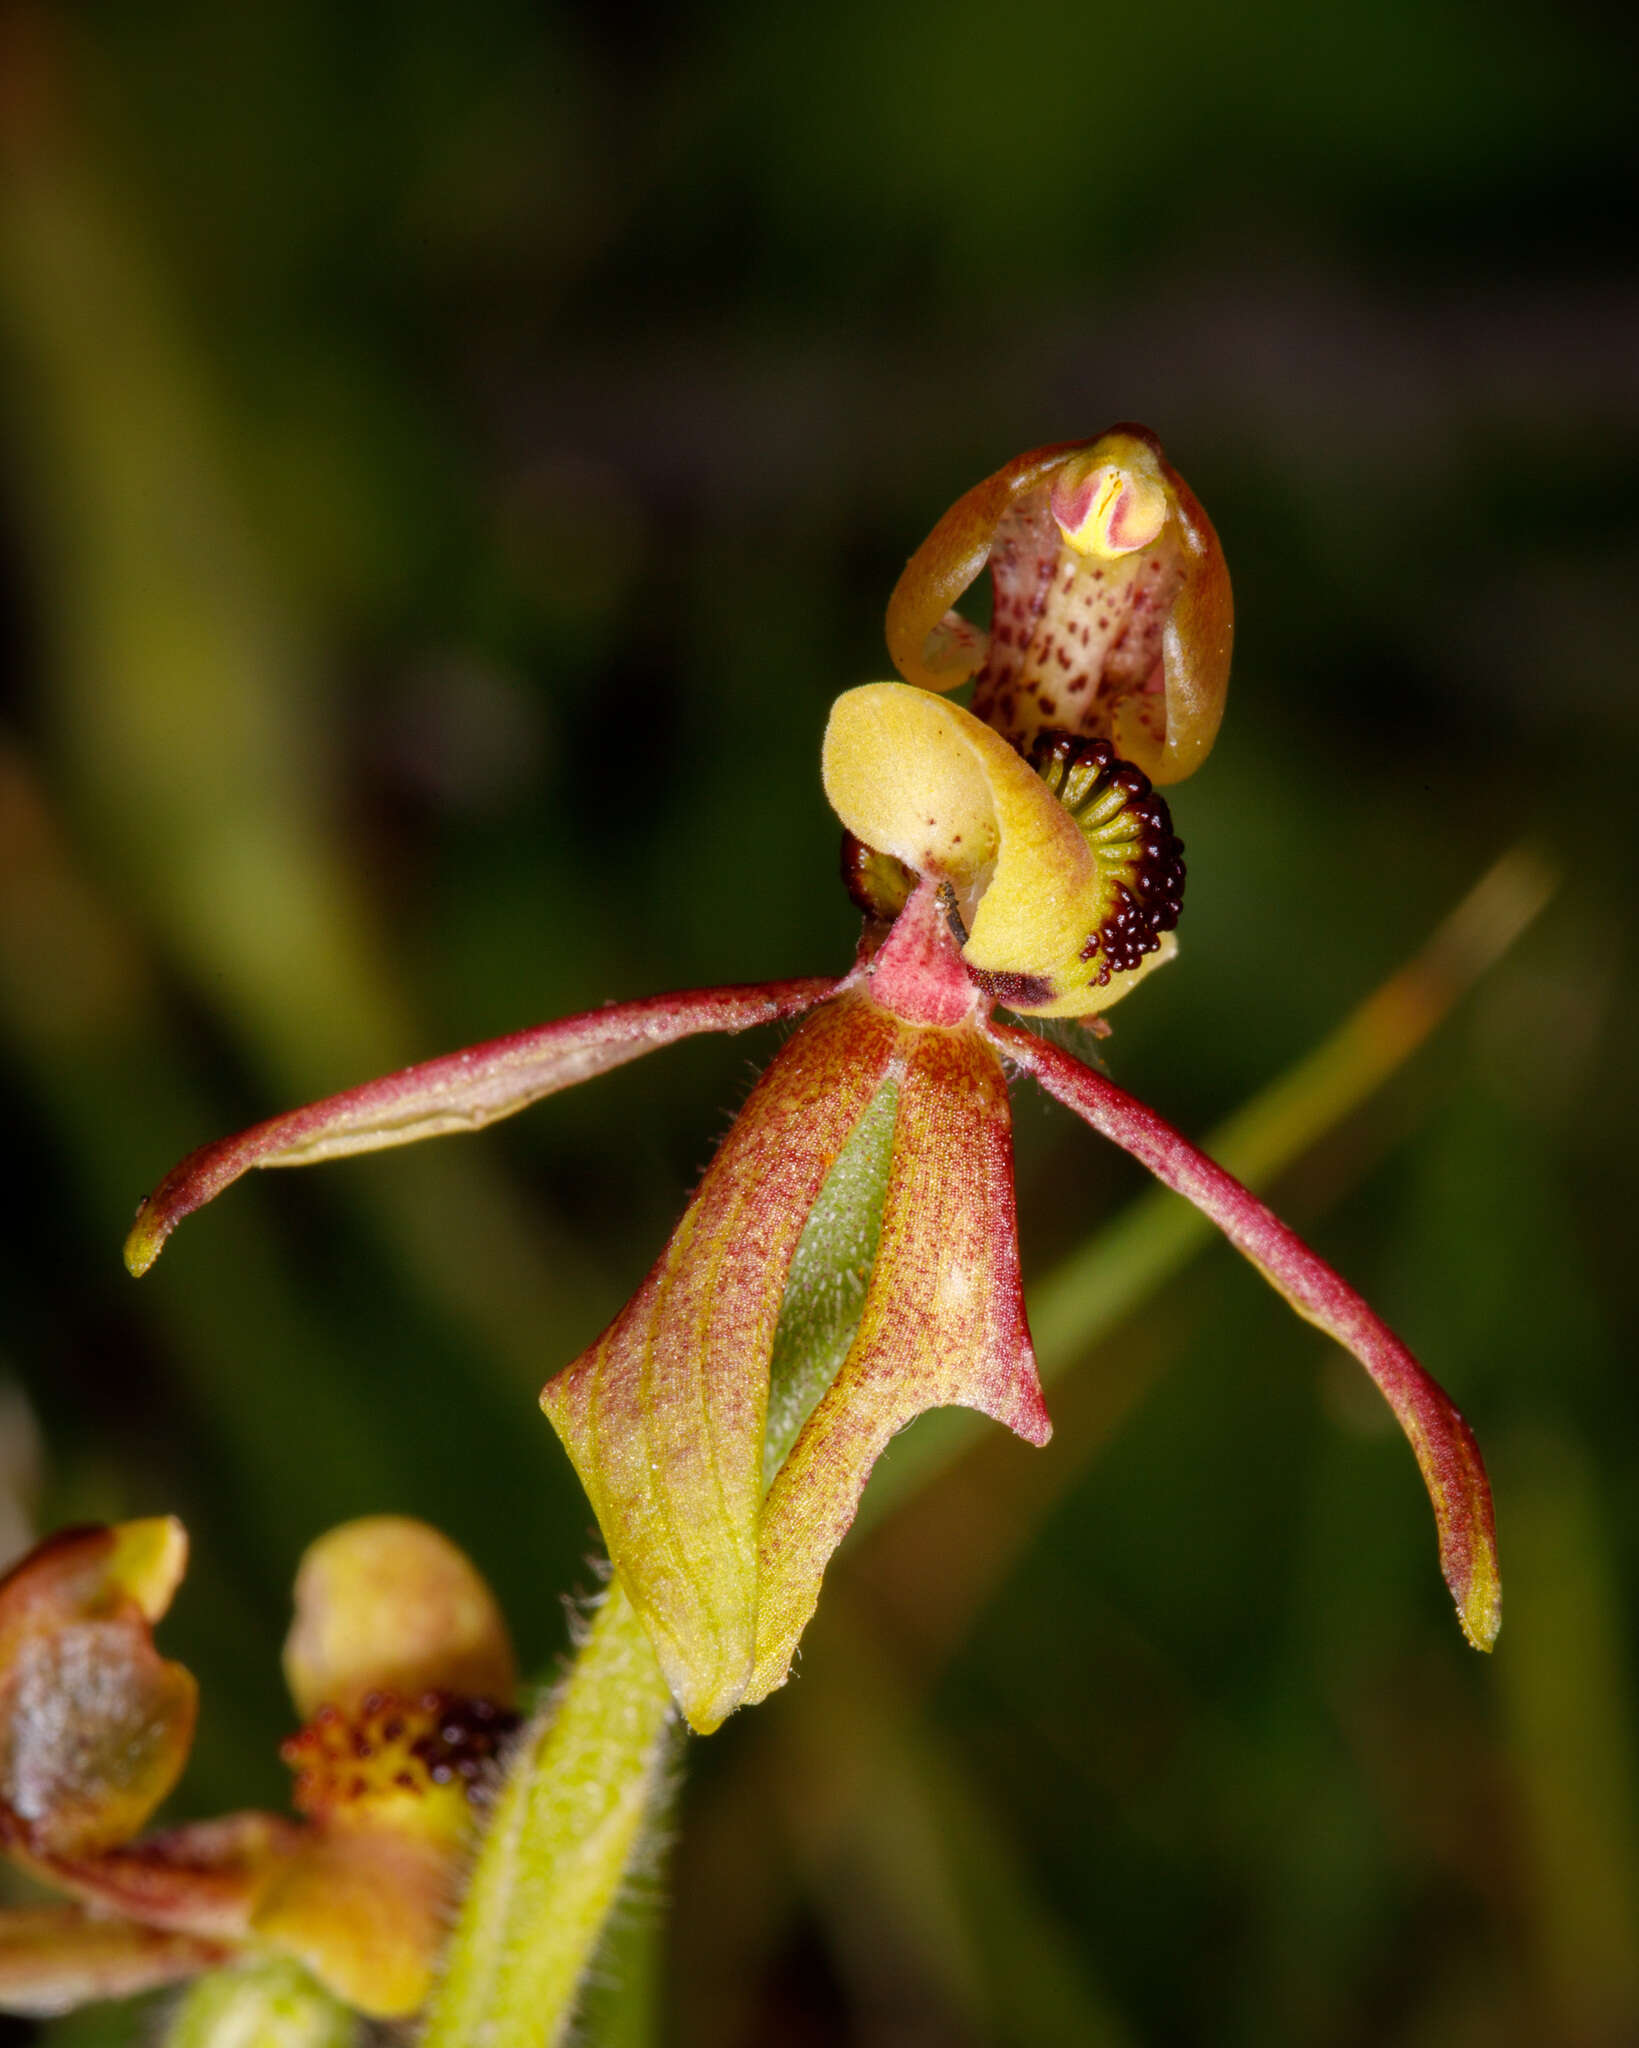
[106,1517,189,1621]
[123,1206,163,1278]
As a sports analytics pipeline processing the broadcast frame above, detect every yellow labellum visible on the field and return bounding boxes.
[822,683,1167,1019]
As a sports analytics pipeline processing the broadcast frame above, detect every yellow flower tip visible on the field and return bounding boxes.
[1458,1556,1502,1653]
[283,1518,516,1723]
[105,1518,188,1623]
[1049,435,1169,560]
[822,683,1003,893]
[122,1203,165,1278]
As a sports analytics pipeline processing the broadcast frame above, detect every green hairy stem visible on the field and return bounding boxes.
[421,1580,674,2048]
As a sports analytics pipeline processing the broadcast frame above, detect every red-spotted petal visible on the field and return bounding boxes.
[885,428,1232,784]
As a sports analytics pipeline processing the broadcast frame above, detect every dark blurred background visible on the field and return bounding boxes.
[0,2,1634,2043]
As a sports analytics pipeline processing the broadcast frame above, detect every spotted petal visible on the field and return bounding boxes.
[885,427,1232,783]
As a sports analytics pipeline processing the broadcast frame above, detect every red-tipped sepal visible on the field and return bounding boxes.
[124,978,836,1274]
[994,1022,1500,1650]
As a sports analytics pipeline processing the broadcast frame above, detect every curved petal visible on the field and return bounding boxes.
[750,1020,1049,1701]
[994,1022,1501,1650]
[1142,462,1234,784]
[824,684,1169,1019]
[541,996,905,1732]
[124,977,838,1275]
[884,429,1231,782]
[0,1527,307,1941]
[0,1522,196,1862]
[885,442,1076,692]
[39,1812,301,1938]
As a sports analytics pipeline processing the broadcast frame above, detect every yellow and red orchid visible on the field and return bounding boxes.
[0,1515,517,2019]
[121,427,1498,1745]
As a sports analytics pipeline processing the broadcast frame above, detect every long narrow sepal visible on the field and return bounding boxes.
[749,1021,1049,1703]
[541,996,904,1733]
[993,1022,1500,1650]
[124,978,837,1274]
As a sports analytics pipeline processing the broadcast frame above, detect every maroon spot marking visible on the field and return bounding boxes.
[971,967,1056,1009]
[1027,729,1186,977]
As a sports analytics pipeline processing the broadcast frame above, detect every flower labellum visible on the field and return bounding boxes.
[824,682,1183,1019]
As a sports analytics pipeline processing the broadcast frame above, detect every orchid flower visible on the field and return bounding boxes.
[0,1515,517,2019]
[123,428,1498,1740]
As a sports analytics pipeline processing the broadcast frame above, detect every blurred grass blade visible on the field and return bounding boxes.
[422,1580,674,2048]
[777,1599,1136,2048]
[1497,1427,1639,2038]
[0,36,603,1390]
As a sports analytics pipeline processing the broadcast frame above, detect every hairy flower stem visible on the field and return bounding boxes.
[421,1578,675,2048]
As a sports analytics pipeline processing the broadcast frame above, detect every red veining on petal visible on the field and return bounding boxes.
[540,995,904,1731]
[750,1019,1047,1700]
